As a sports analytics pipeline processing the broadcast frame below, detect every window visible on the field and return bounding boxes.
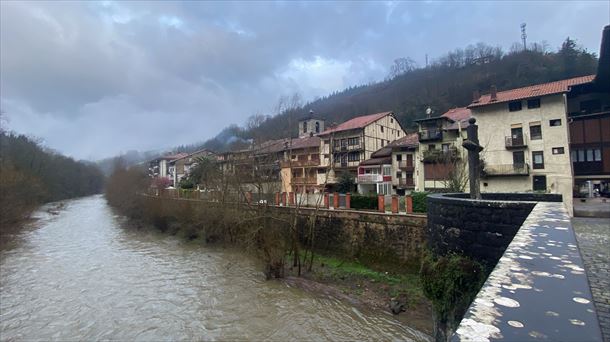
[382,166,391,176]
[509,101,522,112]
[594,149,602,161]
[571,150,577,162]
[428,144,436,150]
[380,126,384,133]
[527,98,541,109]
[530,124,542,140]
[390,118,394,123]
[578,150,585,162]
[533,175,547,191]
[442,143,450,152]
[381,140,385,147]
[513,151,525,166]
[347,137,359,146]
[396,171,402,179]
[532,151,545,169]
[552,147,565,155]
[315,122,320,133]
[396,154,402,161]
[302,122,307,133]
[347,152,359,161]
[549,119,562,126]
[587,149,593,161]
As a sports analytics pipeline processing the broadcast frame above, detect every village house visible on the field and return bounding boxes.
[318,111,406,190]
[148,152,188,186]
[566,26,610,197]
[280,134,322,194]
[413,107,471,191]
[468,77,598,214]
[356,132,419,195]
[169,149,216,187]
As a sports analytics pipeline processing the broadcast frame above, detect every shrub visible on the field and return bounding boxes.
[350,195,377,210]
[420,251,486,341]
[179,178,194,189]
[410,191,428,213]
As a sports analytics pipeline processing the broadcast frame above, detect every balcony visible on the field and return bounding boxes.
[292,177,317,184]
[397,178,415,188]
[357,174,383,184]
[483,163,530,177]
[332,142,364,152]
[418,129,442,141]
[422,147,459,163]
[280,159,320,168]
[398,160,415,171]
[334,161,360,168]
[505,136,527,149]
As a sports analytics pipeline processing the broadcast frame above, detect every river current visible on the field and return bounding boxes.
[0,195,427,341]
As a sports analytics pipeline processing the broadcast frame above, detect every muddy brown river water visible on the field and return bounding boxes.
[0,195,428,341]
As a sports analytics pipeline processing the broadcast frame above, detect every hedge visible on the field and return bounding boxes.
[350,195,378,210]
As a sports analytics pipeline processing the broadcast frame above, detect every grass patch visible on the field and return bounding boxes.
[308,253,425,306]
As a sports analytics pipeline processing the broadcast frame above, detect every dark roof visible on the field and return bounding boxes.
[289,136,320,150]
[388,132,419,149]
[360,156,391,166]
[468,75,595,108]
[442,107,472,130]
[320,111,392,135]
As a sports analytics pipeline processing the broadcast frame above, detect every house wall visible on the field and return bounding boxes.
[471,94,573,215]
[391,150,419,192]
[362,114,405,160]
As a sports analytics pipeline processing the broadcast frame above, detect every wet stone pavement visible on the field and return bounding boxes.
[573,217,610,342]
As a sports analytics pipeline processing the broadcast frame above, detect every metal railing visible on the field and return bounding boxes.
[397,160,414,171]
[357,174,383,184]
[505,135,527,148]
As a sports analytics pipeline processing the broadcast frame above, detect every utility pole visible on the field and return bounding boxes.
[521,23,527,51]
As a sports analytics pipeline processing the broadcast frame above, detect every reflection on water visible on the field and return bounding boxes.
[0,195,428,341]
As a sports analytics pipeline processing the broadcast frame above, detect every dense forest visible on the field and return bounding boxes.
[0,129,105,230]
[179,37,597,153]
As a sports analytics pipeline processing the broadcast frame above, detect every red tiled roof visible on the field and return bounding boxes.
[289,136,320,150]
[442,107,472,130]
[320,111,392,135]
[158,153,188,161]
[468,75,595,108]
[388,132,419,149]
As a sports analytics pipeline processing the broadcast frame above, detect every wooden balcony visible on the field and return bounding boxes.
[483,163,530,177]
[418,129,442,141]
[332,142,364,152]
[397,160,414,171]
[505,136,527,149]
[422,147,459,163]
[280,159,320,168]
[397,178,415,188]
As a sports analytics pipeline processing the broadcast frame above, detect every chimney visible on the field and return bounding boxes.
[472,90,481,103]
[490,85,497,101]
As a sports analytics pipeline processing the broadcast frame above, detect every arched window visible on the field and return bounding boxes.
[315,121,320,133]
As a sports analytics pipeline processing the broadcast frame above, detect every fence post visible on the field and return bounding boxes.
[345,193,351,209]
[333,192,339,209]
[246,191,252,205]
[391,195,399,214]
[406,195,413,214]
[289,192,295,206]
[282,192,287,206]
[275,192,280,206]
[324,192,330,209]
[378,194,385,213]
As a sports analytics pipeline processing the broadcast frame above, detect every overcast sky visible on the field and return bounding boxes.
[1,1,608,160]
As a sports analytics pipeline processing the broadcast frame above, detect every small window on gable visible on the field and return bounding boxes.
[549,119,562,126]
[390,118,394,123]
[509,101,522,112]
[527,98,541,109]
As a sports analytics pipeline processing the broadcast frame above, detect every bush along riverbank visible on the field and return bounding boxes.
[105,166,437,334]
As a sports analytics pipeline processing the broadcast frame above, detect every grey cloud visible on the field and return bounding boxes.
[1,1,608,160]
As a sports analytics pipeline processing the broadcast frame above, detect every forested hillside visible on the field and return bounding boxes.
[189,38,597,153]
[0,130,105,229]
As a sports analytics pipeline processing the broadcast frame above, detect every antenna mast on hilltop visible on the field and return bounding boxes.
[521,23,527,51]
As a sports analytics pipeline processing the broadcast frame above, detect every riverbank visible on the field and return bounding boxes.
[283,254,433,336]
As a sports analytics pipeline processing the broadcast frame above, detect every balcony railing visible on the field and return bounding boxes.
[505,135,527,149]
[422,147,459,163]
[335,161,360,168]
[418,129,442,141]
[292,177,317,184]
[397,160,414,171]
[357,174,383,184]
[332,142,364,152]
[397,178,415,188]
[280,159,320,168]
[483,163,530,176]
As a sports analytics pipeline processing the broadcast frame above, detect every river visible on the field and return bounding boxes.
[0,195,428,341]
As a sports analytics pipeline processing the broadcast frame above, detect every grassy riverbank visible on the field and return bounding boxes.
[285,253,433,336]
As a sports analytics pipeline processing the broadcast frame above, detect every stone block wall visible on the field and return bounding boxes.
[426,193,561,266]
